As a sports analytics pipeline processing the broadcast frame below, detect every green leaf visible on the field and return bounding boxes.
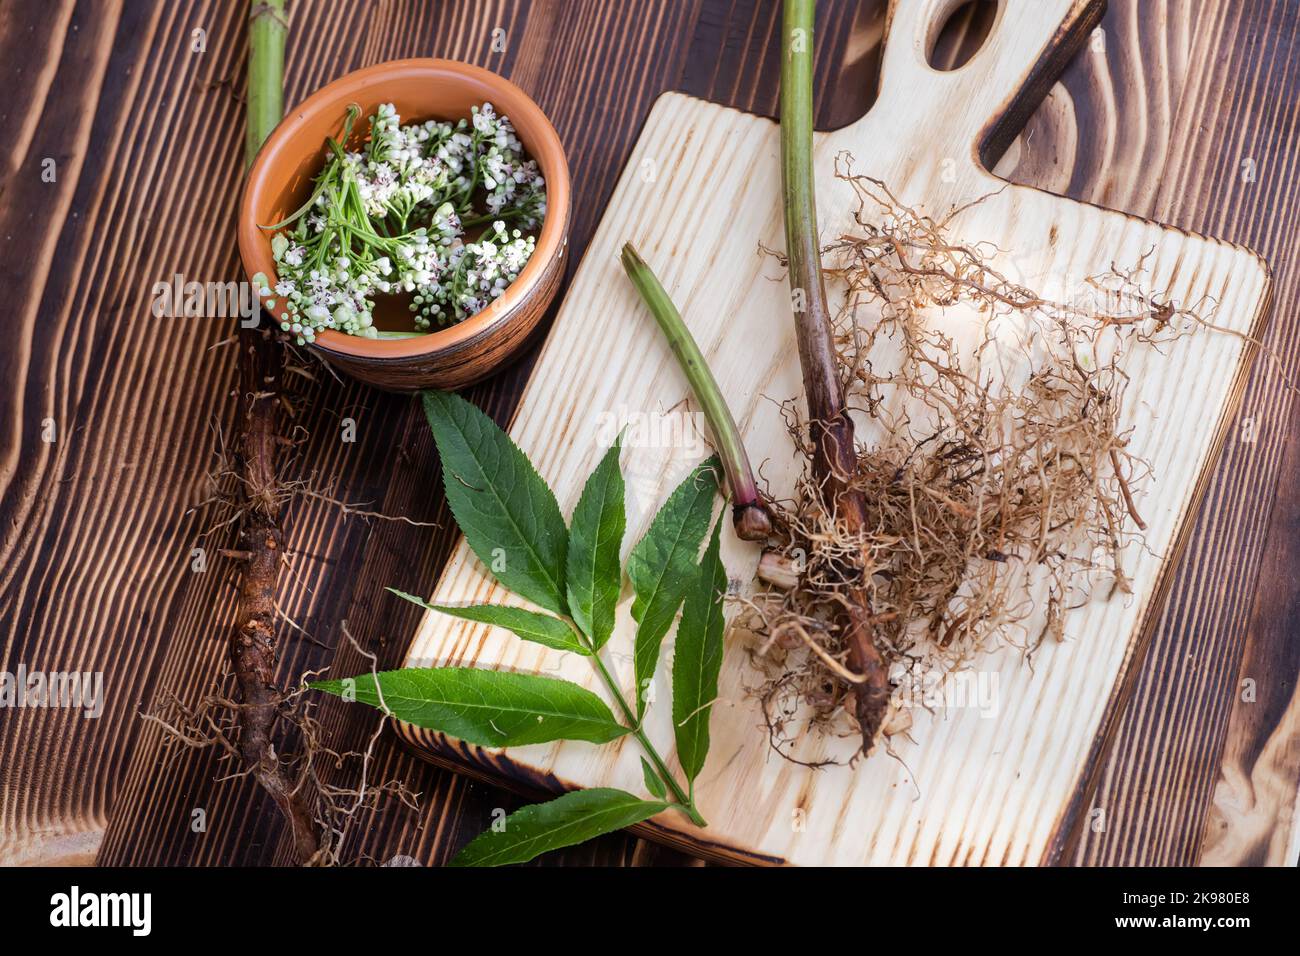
[421,390,569,615]
[448,788,667,867]
[640,757,667,800]
[311,668,627,748]
[565,438,626,650]
[627,456,720,717]
[388,589,590,656]
[672,515,728,784]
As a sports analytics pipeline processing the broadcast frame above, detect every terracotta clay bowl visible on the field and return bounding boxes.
[239,59,570,392]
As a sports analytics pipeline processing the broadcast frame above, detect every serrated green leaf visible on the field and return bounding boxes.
[448,788,667,867]
[388,589,590,656]
[421,390,568,615]
[311,668,627,747]
[627,456,720,717]
[565,438,626,650]
[640,757,667,800]
[672,515,728,784]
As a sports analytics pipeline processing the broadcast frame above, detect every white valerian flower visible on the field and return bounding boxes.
[265,101,543,339]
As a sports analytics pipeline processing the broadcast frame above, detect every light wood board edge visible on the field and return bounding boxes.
[394,0,1275,866]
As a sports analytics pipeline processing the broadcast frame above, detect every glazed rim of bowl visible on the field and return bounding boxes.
[238,58,570,361]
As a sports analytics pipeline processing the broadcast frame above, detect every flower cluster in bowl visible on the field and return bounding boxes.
[253,102,546,344]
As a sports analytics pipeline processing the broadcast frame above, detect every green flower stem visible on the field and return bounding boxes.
[620,242,773,543]
[245,0,286,170]
[578,625,707,828]
[781,0,887,750]
[461,207,531,229]
[780,0,851,458]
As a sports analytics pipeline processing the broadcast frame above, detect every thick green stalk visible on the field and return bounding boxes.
[780,0,889,751]
[779,0,849,469]
[246,0,287,170]
[621,242,772,542]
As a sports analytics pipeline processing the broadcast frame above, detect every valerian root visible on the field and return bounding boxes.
[175,353,429,863]
[230,322,322,861]
[780,0,889,749]
[144,625,419,866]
[745,159,1208,760]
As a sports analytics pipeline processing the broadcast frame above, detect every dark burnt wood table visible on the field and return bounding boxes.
[1,0,1297,866]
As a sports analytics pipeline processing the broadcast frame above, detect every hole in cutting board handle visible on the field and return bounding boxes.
[927,0,999,71]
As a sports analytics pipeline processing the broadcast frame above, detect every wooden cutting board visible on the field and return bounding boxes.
[398,0,1271,865]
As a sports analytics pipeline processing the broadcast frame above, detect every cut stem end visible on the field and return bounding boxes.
[621,242,774,543]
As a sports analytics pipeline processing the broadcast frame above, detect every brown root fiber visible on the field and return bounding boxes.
[745,158,1202,755]
[144,626,419,867]
[166,332,421,864]
[230,322,324,860]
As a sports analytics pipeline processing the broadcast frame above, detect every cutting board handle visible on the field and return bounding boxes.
[862,0,1105,169]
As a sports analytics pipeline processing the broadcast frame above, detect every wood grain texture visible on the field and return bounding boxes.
[0,0,1295,867]
[404,0,1273,866]
[1025,0,1300,867]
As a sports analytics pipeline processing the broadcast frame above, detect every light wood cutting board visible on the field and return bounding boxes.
[397,0,1271,865]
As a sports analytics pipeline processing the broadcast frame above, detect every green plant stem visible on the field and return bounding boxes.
[780,0,847,462]
[583,630,707,827]
[462,209,521,229]
[780,0,890,750]
[620,242,773,543]
[245,0,287,169]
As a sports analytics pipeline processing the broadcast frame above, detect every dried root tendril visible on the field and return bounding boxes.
[743,156,1213,760]
[144,622,419,867]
